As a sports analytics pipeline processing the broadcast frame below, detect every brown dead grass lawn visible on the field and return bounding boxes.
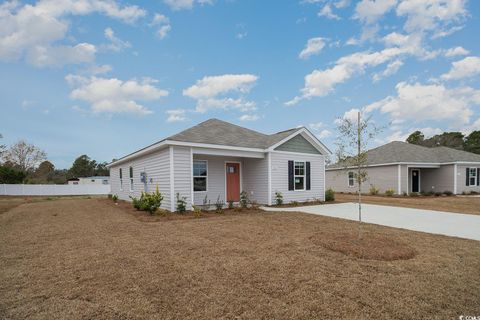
[336,193,480,215]
[0,198,479,319]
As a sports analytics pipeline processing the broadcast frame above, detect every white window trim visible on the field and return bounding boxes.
[469,168,477,186]
[348,171,355,187]
[129,166,134,192]
[193,159,208,193]
[294,161,305,191]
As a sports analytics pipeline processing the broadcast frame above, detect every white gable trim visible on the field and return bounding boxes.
[267,128,331,155]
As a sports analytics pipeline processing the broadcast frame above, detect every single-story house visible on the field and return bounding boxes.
[326,141,480,195]
[108,118,330,211]
[67,176,110,185]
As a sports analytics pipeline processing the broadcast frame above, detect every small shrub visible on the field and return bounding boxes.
[403,192,408,197]
[325,188,335,202]
[107,194,112,199]
[240,191,249,208]
[461,191,466,195]
[192,205,202,218]
[130,186,164,214]
[434,192,442,197]
[176,193,187,213]
[112,194,118,202]
[385,188,395,196]
[250,200,259,210]
[427,191,435,196]
[471,191,478,195]
[228,200,234,209]
[202,195,210,211]
[409,192,418,197]
[443,190,453,196]
[290,201,299,206]
[369,185,379,195]
[275,191,283,205]
[130,196,141,210]
[214,195,224,213]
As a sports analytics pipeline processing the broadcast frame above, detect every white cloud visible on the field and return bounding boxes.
[239,114,259,121]
[335,0,350,8]
[163,0,214,11]
[151,13,171,39]
[318,4,340,20]
[396,0,467,33]
[335,108,361,125]
[66,74,168,115]
[308,122,325,131]
[386,127,442,142]
[364,82,480,127]
[444,46,469,57]
[372,59,403,82]
[0,0,145,67]
[440,56,480,81]
[299,37,326,59]
[354,0,397,24]
[317,129,333,139]
[166,109,187,122]
[102,27,131,52]
[184,74,258,113]
[308,122,332,139]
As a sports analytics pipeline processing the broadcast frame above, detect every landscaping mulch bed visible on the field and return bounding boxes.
[1,198,479,319]
[102,198,260,222]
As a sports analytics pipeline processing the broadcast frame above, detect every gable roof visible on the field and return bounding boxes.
[108,118,329,167]
[328,141,480,169]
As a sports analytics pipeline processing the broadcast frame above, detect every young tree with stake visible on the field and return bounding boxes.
[335,111,382,238]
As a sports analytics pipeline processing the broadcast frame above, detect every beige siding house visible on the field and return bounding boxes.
[108,119,330,211]
[326,141,480,195]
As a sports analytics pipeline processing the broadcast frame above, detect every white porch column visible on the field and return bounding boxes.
[169,146,175,212]
[453,163,458,195]
[267,152,272,206]
[397,164,402,195]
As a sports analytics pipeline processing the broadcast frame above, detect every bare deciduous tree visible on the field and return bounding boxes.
[3,140,47,173]
[335,111,382,238]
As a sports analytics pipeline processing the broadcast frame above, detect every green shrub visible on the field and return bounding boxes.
[192,205,202,218]
[112,194,118,202]
[108,194,113,199]
[369,185,379,195]
[443,190,453,196]
[290,201,299,206]
[130,186,164,214]
[215,195,224,213]
[202,195,210,211]
[176,193,187,213]
[228,200,234,209]
[385,188,395,196]
[240,191,249,208]
[325,188,335,202]
[275,191,283,205]
[434,192,442,197]
[409,192,419,197]
[403,192,408,197]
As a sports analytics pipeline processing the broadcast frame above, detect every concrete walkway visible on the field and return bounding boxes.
[262,203,480,241]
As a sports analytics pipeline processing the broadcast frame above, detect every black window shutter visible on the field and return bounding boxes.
[288,161,294,191]
[477,168,480,186]
[306,162,311,190]
[466,168,470,186]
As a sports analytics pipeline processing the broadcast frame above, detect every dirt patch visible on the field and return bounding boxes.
[336,193,480,215]
[311,230,417,261]
[1,198,479,319]
[102,198,262,222]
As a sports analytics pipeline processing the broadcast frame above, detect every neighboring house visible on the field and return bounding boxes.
[67,176,110,185]
[107,118,330,211]
[326,141,480,195]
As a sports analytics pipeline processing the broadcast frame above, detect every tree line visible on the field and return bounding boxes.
[406,130,480,154]
[0,134,109,184]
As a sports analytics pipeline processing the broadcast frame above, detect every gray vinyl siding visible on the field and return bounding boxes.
[192,155,243,206]
[326,165,400,194]
[173,146,193,211]
[418,165,454,193]
[270,151,325,202]
[243,157,269,204]
[274,134,321,155]
[109,147,171,210]
[457,164,480,194]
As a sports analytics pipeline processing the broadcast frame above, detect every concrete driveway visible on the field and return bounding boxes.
[262,203,480,241]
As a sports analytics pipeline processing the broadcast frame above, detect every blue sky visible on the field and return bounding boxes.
[1,0,479,168]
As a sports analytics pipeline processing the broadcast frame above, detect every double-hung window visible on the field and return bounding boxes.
[193,160,207,192]
[469,168,477,186]
[294,161,305,190]
[119,168,123,190]
[348,172,355,187]
[129,166,134,191]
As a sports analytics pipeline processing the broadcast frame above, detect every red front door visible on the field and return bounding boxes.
[226,163,240,202]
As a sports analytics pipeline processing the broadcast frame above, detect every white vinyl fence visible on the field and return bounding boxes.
[0,184,111,196]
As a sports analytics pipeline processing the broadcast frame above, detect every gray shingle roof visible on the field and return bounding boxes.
[168,118,302,149]
[328,141,480,169]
